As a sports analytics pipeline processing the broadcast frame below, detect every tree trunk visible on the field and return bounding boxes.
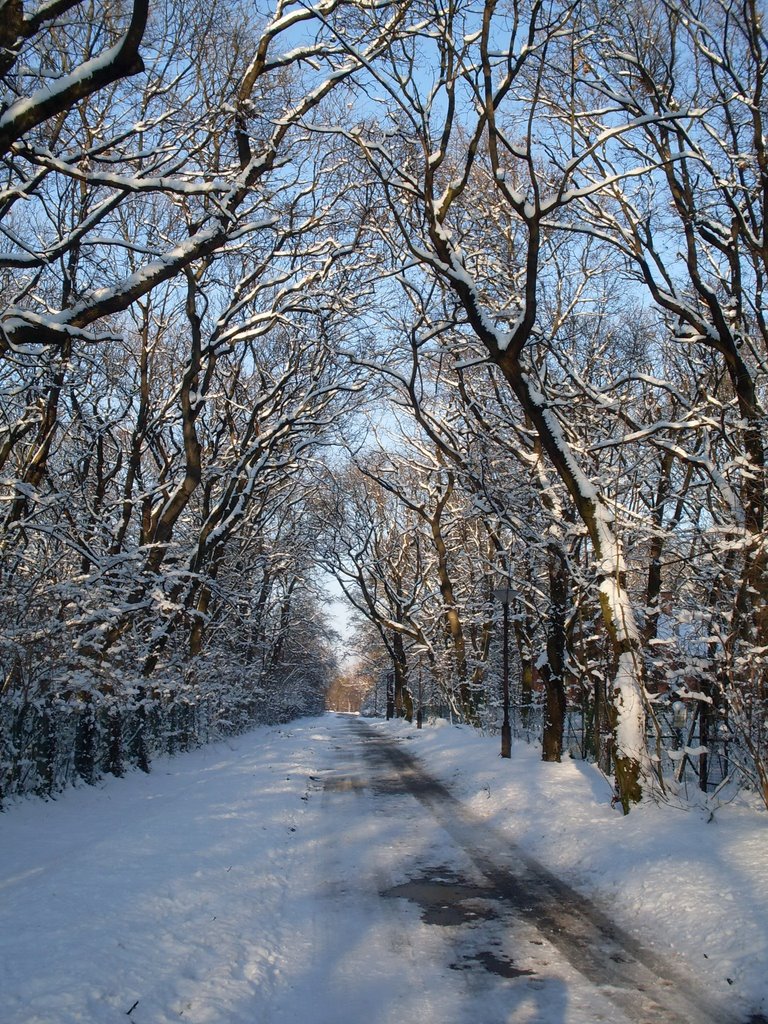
[393,630,413,723]
[429,478,479,724]
[424,213,649,809]
[498,357,647,811]
[541,542,568,762]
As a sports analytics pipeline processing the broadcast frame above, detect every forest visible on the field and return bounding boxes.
[0,0,766,815]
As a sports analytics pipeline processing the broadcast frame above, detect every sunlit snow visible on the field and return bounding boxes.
[1,714,766,1024]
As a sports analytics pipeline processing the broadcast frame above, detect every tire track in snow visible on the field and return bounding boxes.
[355,719,746,1024]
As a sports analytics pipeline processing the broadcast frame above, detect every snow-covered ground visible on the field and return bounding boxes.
[1,712,766,1023]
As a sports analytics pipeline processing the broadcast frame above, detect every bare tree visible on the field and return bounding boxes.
[331,0,658,808]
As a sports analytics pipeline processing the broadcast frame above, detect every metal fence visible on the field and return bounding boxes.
[438,689,763,800]
[0,686,317,807]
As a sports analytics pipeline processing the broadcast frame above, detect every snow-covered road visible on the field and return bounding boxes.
[1,714,765,1024]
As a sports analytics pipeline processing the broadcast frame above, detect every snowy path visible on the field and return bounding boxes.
[0,714,763,1024]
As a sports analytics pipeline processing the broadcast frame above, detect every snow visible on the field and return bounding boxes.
[611,650,646,762]
[0,41,134,136]
[1,713,766,1023]
[598,577,640,642]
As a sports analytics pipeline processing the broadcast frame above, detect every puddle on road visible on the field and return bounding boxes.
[383,878,497,926]
[450,950,535,979]
[382,867,534,980]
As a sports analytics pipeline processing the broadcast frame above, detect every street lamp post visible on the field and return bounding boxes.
[492,586,516,759]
